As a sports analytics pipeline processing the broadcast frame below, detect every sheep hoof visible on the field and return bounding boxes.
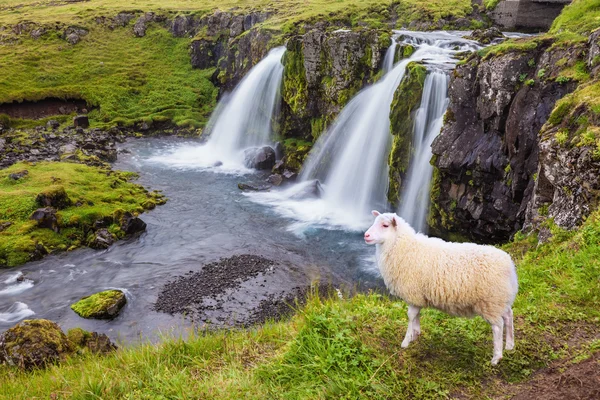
[505,342,515,351]
[401,338,411,348]
[491,356,502,365]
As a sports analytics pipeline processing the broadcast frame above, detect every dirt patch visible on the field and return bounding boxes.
[0,98,88,120]
[508,352,600,400]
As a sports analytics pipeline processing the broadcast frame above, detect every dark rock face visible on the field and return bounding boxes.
[73,115,89,128]
[267,174,283,186]
[589,30,600,78]
[30,207,60,233]
[133,12,162,37]
[0,319,72,370]
[430,42,582,242]
[63,26,88,45]
[120,212,146,235]
[244,146,276,170]
[238,182,272,192]
[280,29,388,141]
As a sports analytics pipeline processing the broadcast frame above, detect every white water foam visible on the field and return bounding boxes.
[0,280,34,296]
[0,302,35,324]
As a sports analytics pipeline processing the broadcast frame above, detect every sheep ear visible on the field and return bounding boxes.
[371,210,380,217]
[391,217,397,228]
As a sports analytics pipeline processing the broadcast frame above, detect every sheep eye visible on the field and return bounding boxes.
[382,224,389,228]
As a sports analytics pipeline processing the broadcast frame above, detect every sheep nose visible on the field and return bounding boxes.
[364,233,370,239]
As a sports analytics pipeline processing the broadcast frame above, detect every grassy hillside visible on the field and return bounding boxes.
[0,0,476,129]
[0,209,599,398]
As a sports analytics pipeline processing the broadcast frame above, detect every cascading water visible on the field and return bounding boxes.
[247,31,479,232]
[398,71,449,232]
[150,46,286,172]
[382,37,397,74]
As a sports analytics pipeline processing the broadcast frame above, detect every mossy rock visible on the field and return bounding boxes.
[35,185,72,209]
[67,328,117,354]
[71,289,126,319]
[0,319,73,370]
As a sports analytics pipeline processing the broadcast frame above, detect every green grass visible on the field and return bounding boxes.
[1,209,600,398]
[0,161,165,267]
[0,0,478,129]
[550,0,600,37]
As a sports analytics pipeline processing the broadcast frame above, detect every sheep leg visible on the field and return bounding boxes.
[491,319,504,365]
[401,305,421,348]
[503,308,515,350]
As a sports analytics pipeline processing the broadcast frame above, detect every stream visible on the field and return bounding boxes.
[0,137,383,343]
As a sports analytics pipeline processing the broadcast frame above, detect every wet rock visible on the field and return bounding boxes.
[282,170,298,181]
[30,207,60,232]
[88,228,115,249]
[465,27,504,44]
[8,170,28,180]
[272,160,285,174]
[213,161,223,167]
[243,146,276,170]
[70,289,127,319]
[0,319,73,370]
[73,115,89,128]
[46,120,60,130]
[36,185,71,209]
[290,179,323,200]
[238,182,272,191]
[120,212,146,235]
[267,174,283,186]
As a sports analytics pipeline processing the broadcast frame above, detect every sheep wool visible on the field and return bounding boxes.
[364,211,518,365]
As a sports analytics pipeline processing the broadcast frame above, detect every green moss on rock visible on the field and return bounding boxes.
[282,138,313,172]
[282,38,309,116]
[70,289,126,319]
[0,319,73,370]
[387,62,428,205]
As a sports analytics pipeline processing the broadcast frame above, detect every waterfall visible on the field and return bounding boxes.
[149,46,285,172]
[207,46,286,155]
[247,31,479,231]
[382,37,397,74]
[398,71,449,232]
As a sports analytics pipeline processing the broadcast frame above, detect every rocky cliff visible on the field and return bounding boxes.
[430,35,593,242]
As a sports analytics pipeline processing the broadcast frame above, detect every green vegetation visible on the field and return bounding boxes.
[71,290,126,319]
[550,0,600,37]
[1,208,600,396]
[0,161,165,267]
[388,62,427,205]
[483,0,500,11]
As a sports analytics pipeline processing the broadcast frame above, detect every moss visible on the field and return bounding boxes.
[283,138,313,171]
[282,39,309,117]
[387,62,427,205]
[0,162,165,267]
[0,319,73,370]
[71,290,126,319]
[66,328,92,348]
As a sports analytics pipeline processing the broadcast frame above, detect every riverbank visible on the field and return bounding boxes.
[1,208,599,398]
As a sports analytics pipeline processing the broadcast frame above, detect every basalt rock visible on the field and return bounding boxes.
[73,115,89,128]
[8,170,28,180]
[244,146,276,170]
[36,185,71,209]
[88,228,115,249]
[430,40,582,243]
[71,290,127,319]
[465,27,505,45]
[120,212,146,235]
[238,182,272,191]
[30,207,60,233]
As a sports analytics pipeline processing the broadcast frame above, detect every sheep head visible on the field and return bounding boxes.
[364,210,400,245]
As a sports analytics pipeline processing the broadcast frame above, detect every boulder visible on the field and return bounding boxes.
[0,319,73,370]
[267,174,283,186]
[465,27,505,44]
[133,12,155,37]
[282,169,298,181]
[70,289,127,319]
[8,170,28,180]
[73,115,89,128]
[88,228,115,249]
[243,146,276,170]
[238,182,272,191]
[66,328,117,354]
[0,221,12,232]
[36,185,71,209]
[120,212,147,235]
[30,207,60,232]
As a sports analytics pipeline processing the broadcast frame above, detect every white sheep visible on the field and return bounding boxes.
[364,211,518,365]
